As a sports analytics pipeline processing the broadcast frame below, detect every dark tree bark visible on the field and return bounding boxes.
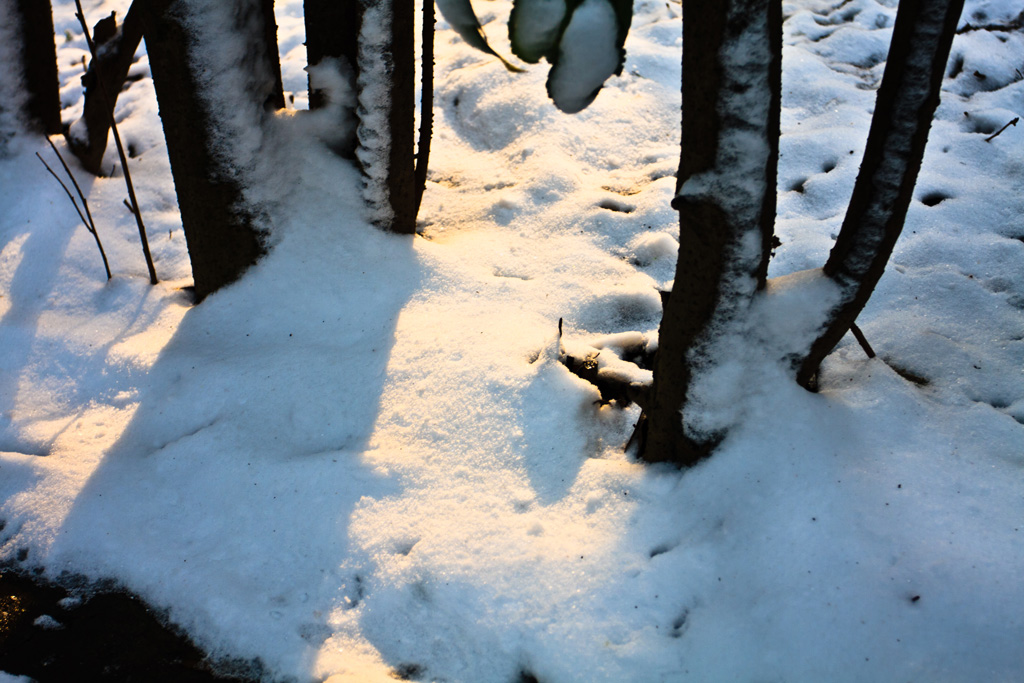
[261,0,286,111]
[10,0,62,135]
[383,0,417,234]
[303,0,362,113]
[414,0,433,216]
[352,0,417,234]
[795,0,964,390]
[139,0,280,301]
[638,0,782,466]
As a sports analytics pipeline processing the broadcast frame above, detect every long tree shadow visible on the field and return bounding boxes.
[40,214,425,676]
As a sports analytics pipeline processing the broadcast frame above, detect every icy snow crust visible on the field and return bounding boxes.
[1,0,1023,680]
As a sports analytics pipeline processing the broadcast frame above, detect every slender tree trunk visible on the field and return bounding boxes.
[386,0,417,233]
[139,0,279,301]
[261,0,286,111]
[639,0,781,466]
[5,0,62,136]
[796,0,964,390]
[66,5,144,175]
[69,0,282,176]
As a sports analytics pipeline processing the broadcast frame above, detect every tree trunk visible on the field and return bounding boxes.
[795,0,964,390]
[261,0,286,111]
[639,0,781,466]
[139,0,280,301]
[4,0,62,136]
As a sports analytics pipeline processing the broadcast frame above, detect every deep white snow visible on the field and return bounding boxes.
[1,0,1022,681]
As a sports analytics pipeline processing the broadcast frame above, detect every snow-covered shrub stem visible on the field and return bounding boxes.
[65,2,147,176]
[356,0,396,227]
[639,0,782,466]
[356,0,417,234]
[796,0,965,390]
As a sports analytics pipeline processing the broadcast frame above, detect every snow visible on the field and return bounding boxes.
[0,673,32,683]
[1,0,1023,681]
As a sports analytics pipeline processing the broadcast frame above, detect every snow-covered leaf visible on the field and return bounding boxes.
[546,0,631,113]
[435,0,524,72]
[508,0,568,63]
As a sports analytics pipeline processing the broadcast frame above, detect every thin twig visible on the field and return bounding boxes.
[75,0,158,285]
[985,117,1019,142]
[47,138,97,234]
[36,153,89,226]
[36,150,113,280]
[849,322,876,359]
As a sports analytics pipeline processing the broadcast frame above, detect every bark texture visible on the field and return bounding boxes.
[796,0,964,389]
[385,0,417,234]
[639,0,781,466]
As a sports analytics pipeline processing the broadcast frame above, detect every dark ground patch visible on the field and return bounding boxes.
[0,570,259,682]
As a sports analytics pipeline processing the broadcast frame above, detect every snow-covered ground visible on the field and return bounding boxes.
[1,0,1022,680]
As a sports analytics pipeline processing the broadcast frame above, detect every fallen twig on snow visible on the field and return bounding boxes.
[985,117,1019,142]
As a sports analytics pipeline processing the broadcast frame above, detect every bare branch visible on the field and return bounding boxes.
[47,138,97,235]
[36,149,113,280]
